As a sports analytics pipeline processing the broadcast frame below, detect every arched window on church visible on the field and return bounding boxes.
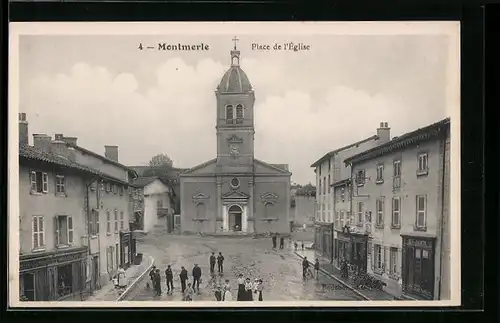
[196,202,206,219]
[236,105,244,124]
[264,202,273,219]
[225,105,234,124]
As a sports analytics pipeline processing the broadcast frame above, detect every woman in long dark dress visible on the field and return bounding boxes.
[236,274,245,301]
[244,278,253,301]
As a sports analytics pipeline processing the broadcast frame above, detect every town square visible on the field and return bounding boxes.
[10,23,458,305]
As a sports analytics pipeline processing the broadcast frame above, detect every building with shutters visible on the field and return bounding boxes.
[310,123,390,263]
[17,113,138,301]
[343,118,451,300]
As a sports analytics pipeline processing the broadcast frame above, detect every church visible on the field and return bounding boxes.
[179,39,292,235]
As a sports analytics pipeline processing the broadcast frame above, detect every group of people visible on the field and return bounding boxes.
[270,233,306,252]
[213,274,264,301]
[302,256,320,280]
[147,252,227,301]
[148,262,205,300]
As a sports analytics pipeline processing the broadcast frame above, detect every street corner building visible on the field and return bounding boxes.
[310,118,451,301]
[179,42,292,236]
[17,113,138,301]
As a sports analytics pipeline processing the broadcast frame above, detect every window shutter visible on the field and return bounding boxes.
[54,216,59,247]
[398,247,402,277]
[39,217,45,247]
[370,243,374,270]
[32,217,38,249]
[42,173,49,193]
[383,246,388,273]
[30,171,37,191]
[96,211,100,234]
[68,216,74,244]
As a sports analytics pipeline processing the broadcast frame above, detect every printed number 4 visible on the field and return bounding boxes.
[138,43,143,50]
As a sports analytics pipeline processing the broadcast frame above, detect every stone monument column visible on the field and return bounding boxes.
[247,179,255,233]
[216,178,223,232]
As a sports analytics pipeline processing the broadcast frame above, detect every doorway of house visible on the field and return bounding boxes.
[92,256,99,291]
[228,205,242,232]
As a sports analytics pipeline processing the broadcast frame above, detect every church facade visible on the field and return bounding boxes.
[179,40,292,235]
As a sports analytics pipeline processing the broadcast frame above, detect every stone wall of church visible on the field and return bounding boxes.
[179,177,217,234]
[253,176,291,235]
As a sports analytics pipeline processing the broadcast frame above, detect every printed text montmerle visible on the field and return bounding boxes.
[138,43,210,51]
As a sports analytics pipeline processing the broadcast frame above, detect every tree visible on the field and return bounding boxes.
[148,153,173,168]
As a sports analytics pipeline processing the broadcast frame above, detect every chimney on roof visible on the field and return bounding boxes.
[52,134,70,158]
[377,121,391,144]
[105,145,119,162]
[33,134,52,153]
[19,113,28,146]
[62,136,78,146]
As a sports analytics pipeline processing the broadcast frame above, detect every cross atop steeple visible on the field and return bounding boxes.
[232,36,239,50]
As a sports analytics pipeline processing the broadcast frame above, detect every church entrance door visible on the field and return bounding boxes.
[228,205,243,232]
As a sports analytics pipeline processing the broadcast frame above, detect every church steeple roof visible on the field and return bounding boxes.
[217,37,252,93]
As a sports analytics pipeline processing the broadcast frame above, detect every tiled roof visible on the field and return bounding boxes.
[68,144,138,178]
[132,176,160,188]
[310,135,379,168]
[19,145,130,185]
[344,118,450,165]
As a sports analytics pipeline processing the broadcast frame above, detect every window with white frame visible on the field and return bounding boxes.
[106,182,111,192]
[157,199,163,209]
[30,171,48,193]
[374,244,383,271]
[392,197,401,227]
[114,210,118,232]
[416,195,427,229]
[376,164,384,182]
[393,160,401,177]
[318,179,322,196]
[120,211,124,230]
[327,175,331,194]
[32,216,45,250]
[112,184,117,194]
[418,153,428,173]
[335,211,340,229]
[357,202,363,225]
[55,175,65,195]
[356,170,365,186]
[106,211,111,234]
[389,247,398,275]
[376,198,384,226]
[55,215,73,246]
[119,186,124,196]
[323,177,326,195]
[90,209,99,236]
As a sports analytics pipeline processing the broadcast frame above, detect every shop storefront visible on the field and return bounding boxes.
[314,223,333,260]
[401,234,436,300]
[19,247,87,301]
[334,226,368,273]
[119,231,137,269]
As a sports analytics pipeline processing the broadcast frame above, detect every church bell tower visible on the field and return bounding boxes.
[215,37,255,174]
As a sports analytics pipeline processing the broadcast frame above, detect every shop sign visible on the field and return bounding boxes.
[406,238,433,249]
[20,250,87,272]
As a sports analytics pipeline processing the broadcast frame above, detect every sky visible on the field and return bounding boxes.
[17,30,456,184]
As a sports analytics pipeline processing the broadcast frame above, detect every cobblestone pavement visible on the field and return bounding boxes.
[124,232,363,301]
